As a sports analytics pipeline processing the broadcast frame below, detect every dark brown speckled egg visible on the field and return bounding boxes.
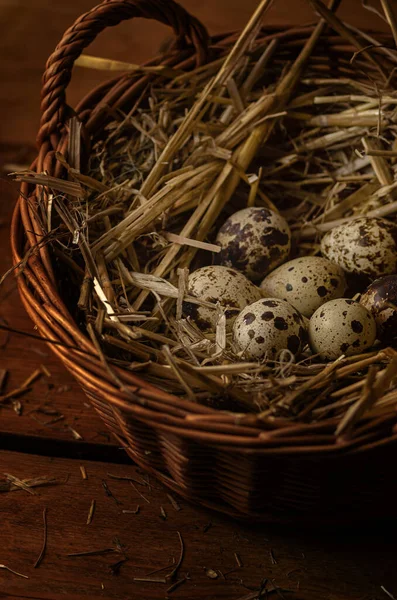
[360,275,397,345]
[216,207,291,281]
[232,298,307,360]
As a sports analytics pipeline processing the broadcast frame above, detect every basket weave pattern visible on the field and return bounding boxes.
[11,0,397,522]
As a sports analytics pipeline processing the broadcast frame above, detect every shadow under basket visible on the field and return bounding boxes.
[11,0,397,523]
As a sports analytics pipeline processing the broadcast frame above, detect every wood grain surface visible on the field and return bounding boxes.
[2,450,397,600]
[1,0,397,598]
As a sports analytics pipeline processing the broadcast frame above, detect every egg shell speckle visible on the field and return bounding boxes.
[260,256,347,317]
[233,298,307,360]
[320,217,397,278]
[360,275,397,345]
[309,298,376,360]
[184,265,262,332]
[216,207,291,281]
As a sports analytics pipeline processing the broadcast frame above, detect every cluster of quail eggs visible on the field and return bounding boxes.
[183,205,397,363]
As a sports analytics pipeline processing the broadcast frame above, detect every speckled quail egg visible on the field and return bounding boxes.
[309,299,376,360]
[260,256,347,318]
[183,265,262,332]
[360,275,397,345]
[232,298,307,360]
[320,217,397,279]
[216,207,291,281]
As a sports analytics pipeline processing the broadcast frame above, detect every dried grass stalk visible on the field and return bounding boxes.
[22,0,397,434]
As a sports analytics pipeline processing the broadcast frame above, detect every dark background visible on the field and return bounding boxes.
[0,0,390,145]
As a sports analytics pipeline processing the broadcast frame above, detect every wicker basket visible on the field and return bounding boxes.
[11,0,397,523]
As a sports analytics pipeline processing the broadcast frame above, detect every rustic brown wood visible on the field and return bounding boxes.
[1,449,397,600]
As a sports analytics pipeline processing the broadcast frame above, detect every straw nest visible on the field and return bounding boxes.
[12,0,397,438]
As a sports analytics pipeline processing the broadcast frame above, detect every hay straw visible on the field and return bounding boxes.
[75,54,183,78]
[23,0,397,434]
[380,0,397,47]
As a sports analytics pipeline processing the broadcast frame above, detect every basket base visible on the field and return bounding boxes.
[112,433,397,526]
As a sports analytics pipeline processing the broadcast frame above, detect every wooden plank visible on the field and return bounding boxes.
[0,165,115,448]
[1,449,397,600]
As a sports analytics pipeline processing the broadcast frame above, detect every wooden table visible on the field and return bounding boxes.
[1,1,396,599]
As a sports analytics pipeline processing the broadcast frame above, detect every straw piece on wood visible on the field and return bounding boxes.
[5,473,37,495]
[0,476,60,493]
[86,500,96,525]
[34,508,48,568]
[0,368,43,407]
[0,565,29,579]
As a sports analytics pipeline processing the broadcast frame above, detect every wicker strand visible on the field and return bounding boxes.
[37,0,209,146]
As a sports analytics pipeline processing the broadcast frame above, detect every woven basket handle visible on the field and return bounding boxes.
[37,0,208,145]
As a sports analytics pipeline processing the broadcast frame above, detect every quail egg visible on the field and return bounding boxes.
[260,256,347,317]
[320,217,397,278]
[183,265,262,332]
[232,298,307,360]
[360,274,397,345]
[309,298,376,360]
[216,207,291,281]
